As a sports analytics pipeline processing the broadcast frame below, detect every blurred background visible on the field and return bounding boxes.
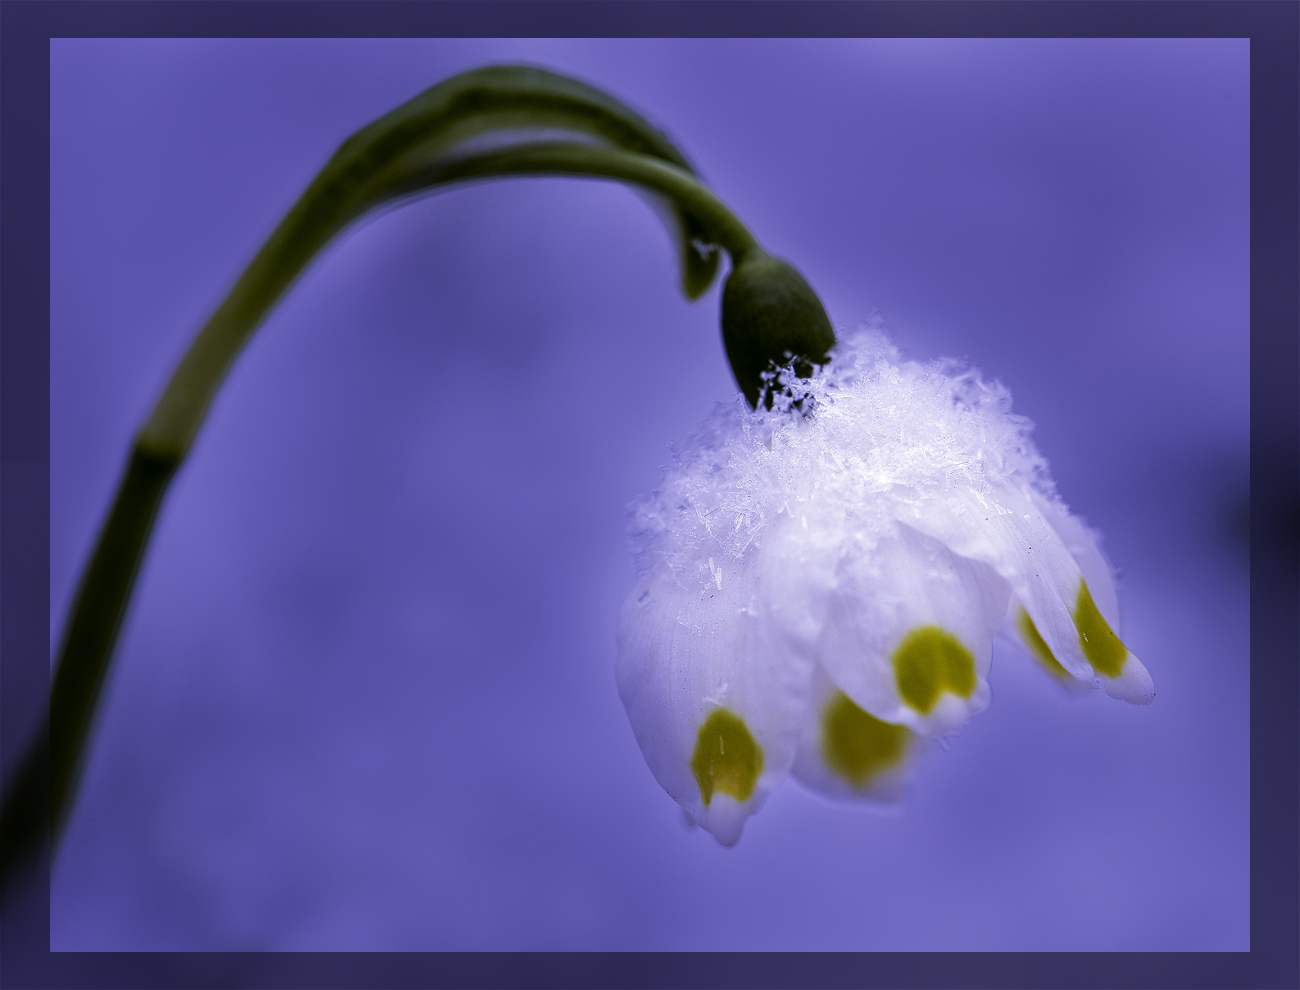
[49,39,1248,950]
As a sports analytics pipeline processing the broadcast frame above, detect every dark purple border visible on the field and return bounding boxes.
[3,2,1296,988]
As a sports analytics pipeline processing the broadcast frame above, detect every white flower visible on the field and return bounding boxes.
[616,330,1154,846]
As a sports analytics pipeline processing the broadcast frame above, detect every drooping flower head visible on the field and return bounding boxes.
[617,329,1153,846]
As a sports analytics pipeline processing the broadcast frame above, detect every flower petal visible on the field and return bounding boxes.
[1004,493,1116,690]
[1010,602,1090,689]
[903,480,1154,704]
[615,555,814,845]
[791,662,927,802]
[1030,491,1121,625]
[812,523,1009,738]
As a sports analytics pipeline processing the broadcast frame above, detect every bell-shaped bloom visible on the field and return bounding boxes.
[616,331,1153,846]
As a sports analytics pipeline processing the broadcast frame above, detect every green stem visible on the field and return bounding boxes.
[138,143,757,462]
[405,142,759,260]
[3,143,759,883]
[1,450,176,870]
[50,450,179,836]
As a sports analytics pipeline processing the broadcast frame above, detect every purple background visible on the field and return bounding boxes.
[50,39,1249,951]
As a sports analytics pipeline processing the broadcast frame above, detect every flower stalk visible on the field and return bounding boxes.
[1,65,835,886]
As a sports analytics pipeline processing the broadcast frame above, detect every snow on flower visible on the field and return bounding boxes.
[616,329,1154,846]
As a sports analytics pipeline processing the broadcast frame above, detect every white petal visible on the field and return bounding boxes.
[813,523,1010,738]
[1005,600,1093,691]
[761,512,840,656]
[615,555,814,845]
[1031,491,1121,625]
[1002,493,1114,690]
[791,662,927,802]
[903,480,1154,705]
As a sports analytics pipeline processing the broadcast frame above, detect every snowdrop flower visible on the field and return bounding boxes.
[617,330,1154,846]
[18,57,1150,892]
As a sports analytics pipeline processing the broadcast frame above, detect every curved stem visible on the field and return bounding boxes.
[3,144,760,882]
[139,144,757,462]
[401,142,760,262]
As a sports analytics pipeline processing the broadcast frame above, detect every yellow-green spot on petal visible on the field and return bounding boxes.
[892,625,977,715]
[821,691,910,786]
[690,708,763,806]
[1017,607,1073,680]
[1075,580,1128,678]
